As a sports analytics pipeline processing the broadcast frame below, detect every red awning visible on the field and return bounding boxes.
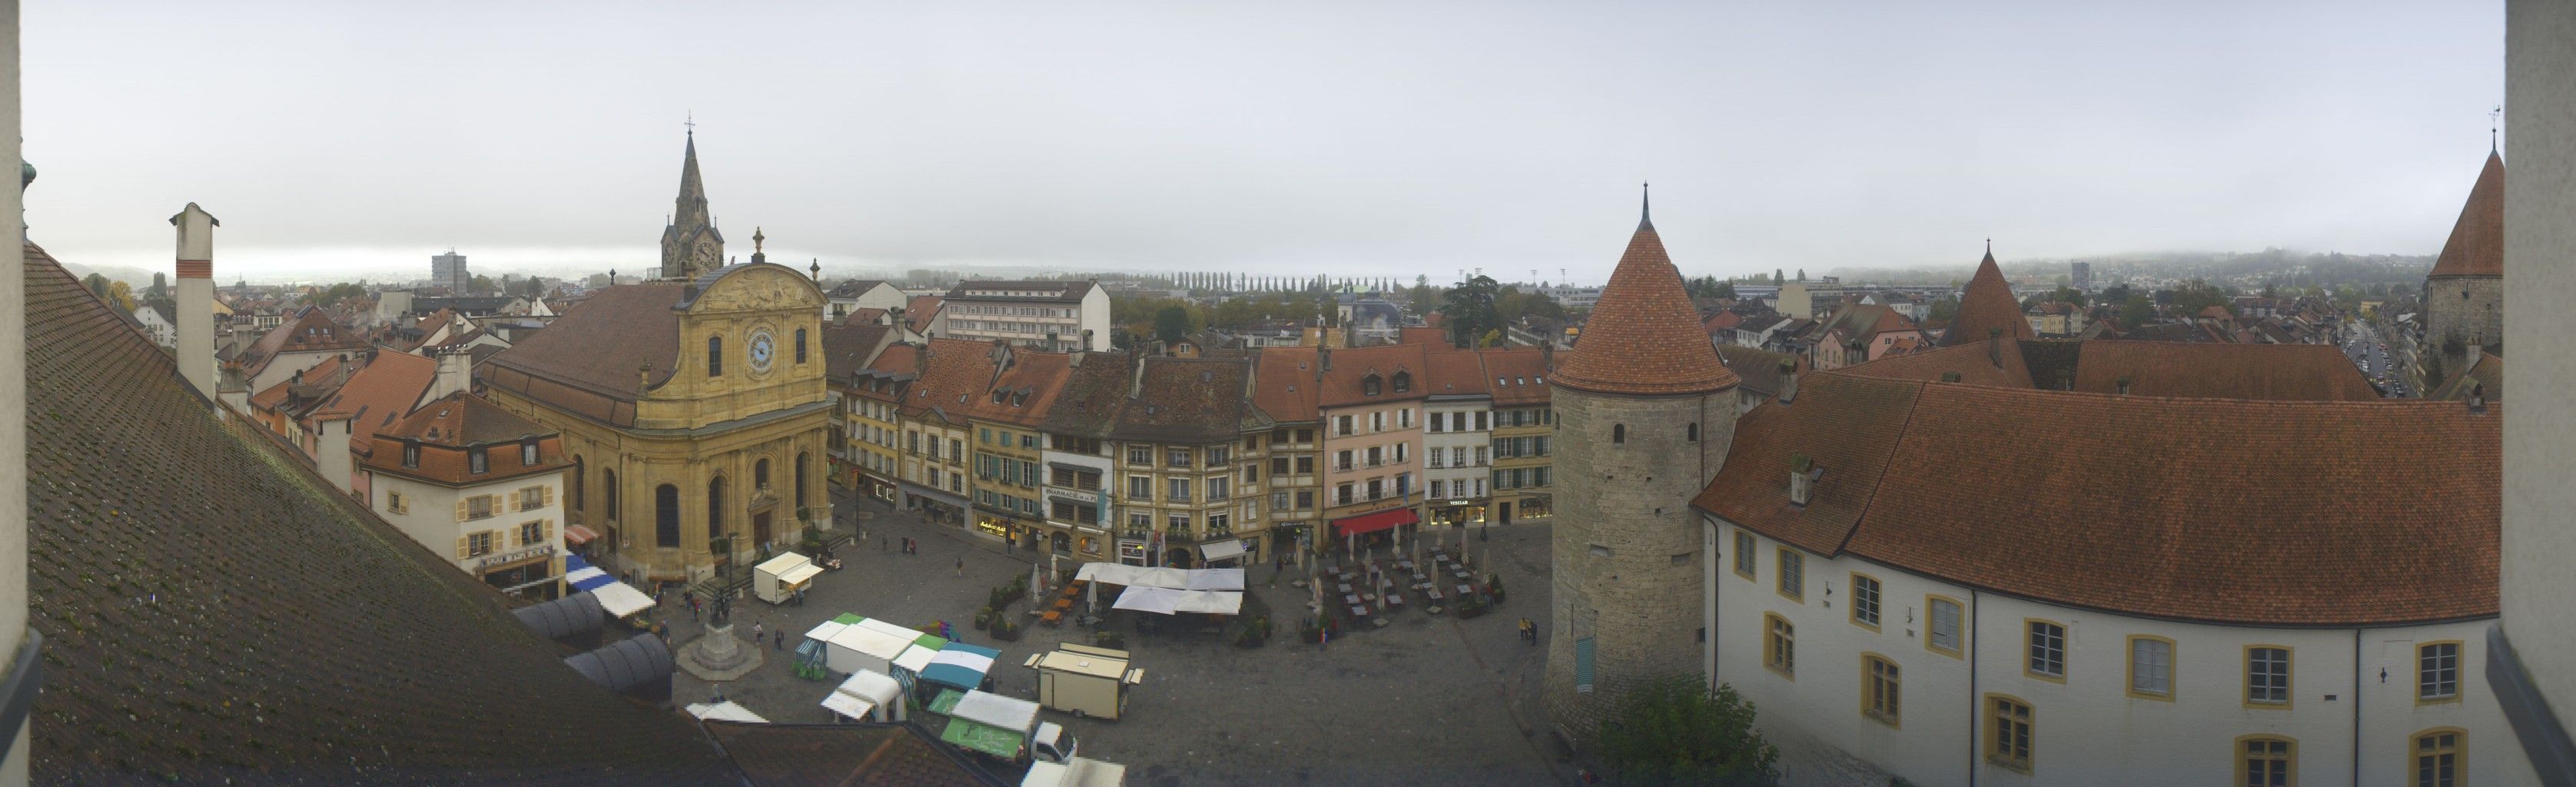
[1331,507,1419,535]
[564,524,601,545]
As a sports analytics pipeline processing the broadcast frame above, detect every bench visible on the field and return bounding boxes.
[1040,610,1064,626]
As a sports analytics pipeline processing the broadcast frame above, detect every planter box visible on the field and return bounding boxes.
[989,624,1024,643]
[1456,603,1490,619]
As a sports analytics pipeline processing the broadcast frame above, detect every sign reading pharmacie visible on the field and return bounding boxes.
[476,543,556,570]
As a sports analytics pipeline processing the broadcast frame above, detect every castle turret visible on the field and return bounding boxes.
[1941,243,2033,347]
[2425,151,2504,374]
[1544,188,1739,737]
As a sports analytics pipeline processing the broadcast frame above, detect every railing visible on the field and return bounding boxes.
[1168,492,1193,503]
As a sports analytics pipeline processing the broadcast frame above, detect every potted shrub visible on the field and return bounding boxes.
[1094,630,1127,649]
[988,586,1009,610]
[989,617,1024,643]
[1236,616,1270,648]
[974,606,995,630]
[1456,595,1489,619]
[1001,575,1029,604]
[1487,574,1506,606]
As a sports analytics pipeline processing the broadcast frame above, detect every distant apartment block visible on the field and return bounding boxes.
[937,280,1110,353]
[432,250,470,292]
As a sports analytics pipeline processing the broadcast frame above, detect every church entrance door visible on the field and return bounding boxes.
[753,512,772,548]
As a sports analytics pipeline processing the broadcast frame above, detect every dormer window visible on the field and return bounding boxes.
[469,447,489,474]
[1363,374,1382,396]
[992,390,1006,404]
[1392,372,1412,393]
[522,439,539,467]
[401,440,420,469]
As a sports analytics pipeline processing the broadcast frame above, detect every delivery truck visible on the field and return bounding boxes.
[1024,643,1144,719]
[928,689,1077,765]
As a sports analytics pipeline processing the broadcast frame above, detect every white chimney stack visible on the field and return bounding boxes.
[428,347,472,402]
[170,203,218,400]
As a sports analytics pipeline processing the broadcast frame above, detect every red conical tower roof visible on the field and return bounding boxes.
[1941,246,2035,347]
[2428,151,2504,278]
[1555,191,1738,396]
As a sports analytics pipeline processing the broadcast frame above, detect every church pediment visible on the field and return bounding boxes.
[683,263,823,314]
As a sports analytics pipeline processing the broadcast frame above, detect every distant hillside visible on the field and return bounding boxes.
[1828,249,2433,287]
[58,261,161,289]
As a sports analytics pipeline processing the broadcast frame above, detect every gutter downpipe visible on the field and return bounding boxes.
[1968,589,1980,787]
[2353,628,2362,787]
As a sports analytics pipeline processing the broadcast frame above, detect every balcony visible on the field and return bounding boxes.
[1167,492,1193,503]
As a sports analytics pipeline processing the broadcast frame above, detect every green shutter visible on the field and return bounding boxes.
[1575,636,1595,693]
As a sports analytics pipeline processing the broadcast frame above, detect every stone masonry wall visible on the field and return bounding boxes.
[2427,274,2505,355]
[1542,386,1734,739]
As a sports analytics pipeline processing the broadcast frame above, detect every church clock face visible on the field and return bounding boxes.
[748,329,776,374]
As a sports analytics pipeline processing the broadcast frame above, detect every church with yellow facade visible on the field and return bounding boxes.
[480,131,833,583]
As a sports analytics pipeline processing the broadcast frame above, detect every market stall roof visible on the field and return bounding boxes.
[778,563,825,587]
[755,553,810,576]
[854,616,927,641]
[565,636,674,692]
[593,581,656,618]
[921,643,1002,690]
[1331,506,1418,535]
[1110,586,1243,616]
[948,689,1041,732]
[685,701,769,724]
[818,691,875,721]
[805,619,849,643]
[1074,563,1244,591]
[1030,649,1130,680]
[512,590,605,639]
[828,622,918,661]
[895,643,942,675]
[1022,758,1129,787]
[1200,539,1247,563]
[566,554,616,593]
[564,523,600,545]
[835,669,904,706]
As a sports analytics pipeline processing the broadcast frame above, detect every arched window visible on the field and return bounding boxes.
[1612,424,1626,444]
[654,483,680,546]
[708,335,724,376]
[755,458,772,490]
[795,328,808,364]
[709,477,729,538]
[1687,423,1699,443]
[796,453,811,510]
[571,456,585,509]
[604,470,620,523]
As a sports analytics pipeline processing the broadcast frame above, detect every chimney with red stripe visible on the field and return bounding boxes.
[170,203,218,399]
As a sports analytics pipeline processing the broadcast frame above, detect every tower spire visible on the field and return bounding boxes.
[1638,181,1653,231]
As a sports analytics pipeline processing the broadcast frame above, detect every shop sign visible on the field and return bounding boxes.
[1117,541,1147,558]
[1048,488,1101,505]
[476,543,555,570]
[974,518,1014,539]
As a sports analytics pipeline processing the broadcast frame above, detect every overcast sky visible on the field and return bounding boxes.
[25,1,2502,285]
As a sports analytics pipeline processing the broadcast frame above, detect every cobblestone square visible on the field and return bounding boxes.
[656,487,1575,787]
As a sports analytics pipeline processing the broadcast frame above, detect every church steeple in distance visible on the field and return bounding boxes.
[659,124,725,280]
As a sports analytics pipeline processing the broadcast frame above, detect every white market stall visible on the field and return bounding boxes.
[820,669,906,722]
[566,555,657,618]
[921,642,1002,692]
[685,700,769,723]
[825,619,920,676]
[752,553,824,604]
[1074,563,1247,616]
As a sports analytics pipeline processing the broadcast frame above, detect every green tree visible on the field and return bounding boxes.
[105,281,137,312]
[2120,294,2158,328]
[1924,296,1959,329]
[469,274,494,294]
[1794,268,1805,282]
[2164,278,2231,317]
[1152,306,1192,344]
[1595,676,1780,786]
[2052,285,2082,304]
[1479,329,1504,348]
[1439,275,1502,346]
[149,271,167,298]
[83,272,108,300]
[1409,274,1438,317]
[1772,269,1784,286]
[1715,281,1736,300]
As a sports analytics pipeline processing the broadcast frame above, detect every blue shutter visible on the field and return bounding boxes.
[1575,636,1596,694]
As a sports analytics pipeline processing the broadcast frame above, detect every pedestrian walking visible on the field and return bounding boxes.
[752,621,764,642]
[955,556,964,577]
[773,630,785,650]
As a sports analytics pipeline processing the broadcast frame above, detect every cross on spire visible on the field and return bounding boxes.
[2491,105,2502,152]
[685,111,695,136]
[1637,181,1653,231]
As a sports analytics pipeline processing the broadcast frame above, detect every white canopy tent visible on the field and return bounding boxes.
[894,643,941,675]
[590,582,656,618]
[685,701,770,723]
[950,689,1041,732]
[1074,563,1243,590]
[1108,586,1244,616]
[823,669,905,722]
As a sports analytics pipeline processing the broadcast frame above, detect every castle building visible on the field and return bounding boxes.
[1542,193,1741,736]
[1942,247,2035,347]
[480,134,831,583]
[2422,151,2505,377]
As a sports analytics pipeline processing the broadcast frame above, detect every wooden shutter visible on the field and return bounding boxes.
[456,536,470,560]
[544,520,556,545]
[455,498,469,522]
[543,486,556,507]
[506,491,522,512]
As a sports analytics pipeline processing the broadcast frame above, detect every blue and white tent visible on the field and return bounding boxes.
[564,554,655,617]
[921,642,1001,692]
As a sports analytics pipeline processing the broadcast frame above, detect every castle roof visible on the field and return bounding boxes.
[2428,151,2505,278]
[1940,249,2034,347]
[1553,199,1737,396]
[1832,337,2379,400]
[1694,373,2498,626]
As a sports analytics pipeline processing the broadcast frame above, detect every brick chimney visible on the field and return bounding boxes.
[171,203,218,399]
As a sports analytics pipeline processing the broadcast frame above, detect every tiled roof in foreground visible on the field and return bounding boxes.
[1694,373,2498,626]
[24,242,735,785]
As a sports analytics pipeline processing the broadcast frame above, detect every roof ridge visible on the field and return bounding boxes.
[1831,377,1929,556]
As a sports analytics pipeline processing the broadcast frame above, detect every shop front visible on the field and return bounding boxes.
[1429,500,1486,527]
[477,545,561,600]
[903,484,968,526]
[1515,493,1553,522]
[972,509,1020,543]
[1327,506,1419,556]
[861,471,898,503]
[1117,539,1151,566]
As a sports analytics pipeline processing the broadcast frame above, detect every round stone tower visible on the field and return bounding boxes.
[1542,191,1739,739]
[2424,150,2504,371]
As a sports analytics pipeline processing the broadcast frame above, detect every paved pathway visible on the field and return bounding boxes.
[652,484,1578,786]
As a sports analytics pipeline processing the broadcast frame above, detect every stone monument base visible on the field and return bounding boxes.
[678,623,764,682]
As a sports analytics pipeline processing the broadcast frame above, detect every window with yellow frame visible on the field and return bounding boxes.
[2023,619,2066,682]
[1776,548,1804,602]
[2126,635,2175,701]
[2410,728,2463,787]
[1986,693,2033,773]
[1763,613,1794,679]
[1849,573,1883,630]
[1861,654,1899,728]
[2236,735,2293,787]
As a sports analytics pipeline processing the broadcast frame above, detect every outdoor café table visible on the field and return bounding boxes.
[1337,583,1354,594]
[1457,583,1475,596]
[1386,594,1406,609]
[1425,586,1445,601]
[1345,594,1363,606]
[1350,605,1371,618]
[1454,569,1472,580]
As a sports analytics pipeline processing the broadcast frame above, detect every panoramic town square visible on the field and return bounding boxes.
[657,486,1572,787]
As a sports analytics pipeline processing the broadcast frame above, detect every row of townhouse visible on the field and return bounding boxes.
[827,334,1561,567]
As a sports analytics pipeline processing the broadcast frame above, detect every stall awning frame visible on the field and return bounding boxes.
[1331,507,1418,535]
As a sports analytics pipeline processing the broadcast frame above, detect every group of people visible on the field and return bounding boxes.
[1517,617,1537,645]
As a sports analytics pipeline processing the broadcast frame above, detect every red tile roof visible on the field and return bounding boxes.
[480,283,685,427]
[307,350,437,444]
[1479,346,1554,406]
[1695,373,2498,626]
[237,308,367,377]
[1943,251,2034,347]
[1834,338,2378,400]
[1701,310,1743,334]
[1554,218,1737,395]
[1251,346,1323,422]
[1314,344,1429,407]
[2428,151,2505,278]
[360,391,569,486]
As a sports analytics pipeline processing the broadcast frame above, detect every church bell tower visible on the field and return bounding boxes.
[659,125,725,280]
